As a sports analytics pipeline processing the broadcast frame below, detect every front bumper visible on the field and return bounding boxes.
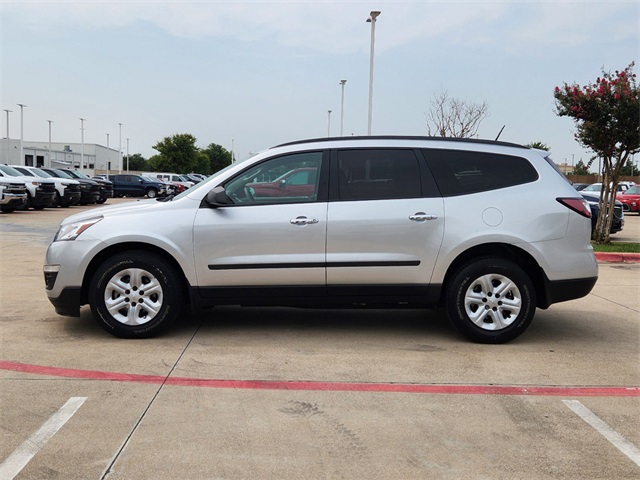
[48,287,82,317]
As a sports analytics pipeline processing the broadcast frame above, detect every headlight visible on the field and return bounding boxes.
[61,182,72,186]
[54,216,103,242]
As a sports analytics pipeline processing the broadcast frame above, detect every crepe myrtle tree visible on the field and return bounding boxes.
[554,63,640,243]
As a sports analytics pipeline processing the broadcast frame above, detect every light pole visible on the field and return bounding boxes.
[366,11,380,136]
[3,109,11,139]
[79,118,85,173]
[339,80,347,136]
[231,138,235,163]
[3,109,11,162]
[118,123,123,174]
[126,138,130,172]
[17,104,26,165]
[327,110,332,137]
[106,134,110,171]
[47,120,53,167]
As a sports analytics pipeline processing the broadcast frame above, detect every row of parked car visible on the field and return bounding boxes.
[0,166,208,213]
[574,181,640,214]
[96,172,206,199]
[573,181,639,235]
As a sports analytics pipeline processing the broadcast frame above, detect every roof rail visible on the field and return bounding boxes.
[273,135,527,149]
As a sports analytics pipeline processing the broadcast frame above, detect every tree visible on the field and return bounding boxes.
[554,63,640,243]
[425,90,489,138]
[202,143,232,174]
[525,141,549,151]
[152,133,200,174]
[572,159,591,175]
[125,153,147,172]
[620,157,640,176]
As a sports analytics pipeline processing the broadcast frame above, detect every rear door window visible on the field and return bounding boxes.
[423,149,538,196]
[336,149,422,201]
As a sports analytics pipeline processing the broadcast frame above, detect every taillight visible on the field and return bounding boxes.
[557,197,591,218]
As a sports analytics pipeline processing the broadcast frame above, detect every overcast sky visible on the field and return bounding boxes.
[1,1,638,166]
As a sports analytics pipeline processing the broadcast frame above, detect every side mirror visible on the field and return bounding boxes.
[279,179,286,189]
[205,186,232,208]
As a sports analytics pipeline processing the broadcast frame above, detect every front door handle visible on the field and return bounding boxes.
[290,216,319,226]
[409,212,438,222]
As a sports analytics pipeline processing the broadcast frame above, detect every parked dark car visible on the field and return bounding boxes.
[581,192,624,234]
[108,174,167,198]
[41,168,100,205]
[58,169,114,204]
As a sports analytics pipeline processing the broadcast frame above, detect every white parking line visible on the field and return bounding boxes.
[0,396,87,480]
[563,399,640,467]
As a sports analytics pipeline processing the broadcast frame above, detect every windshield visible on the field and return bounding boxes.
[171,164,236,201]
[31,167,52,177]
[14,167,36,177]
[625,186,640,194]
[43,168,72,179]
[583,184,601,192]
[0,165,24,176]
[63,170,82,179]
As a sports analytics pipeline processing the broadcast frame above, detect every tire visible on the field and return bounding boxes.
[52,191,60,208]
[96,198,106,204]
[0,207,15,213]
[446,257,536,344]
[146,188,157,198]
[89,251,183,338]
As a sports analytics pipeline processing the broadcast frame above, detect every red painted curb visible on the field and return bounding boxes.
[2,360,639,397]
[594,252,640,263]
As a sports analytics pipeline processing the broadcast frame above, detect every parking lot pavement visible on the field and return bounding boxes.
[1,201,639,479]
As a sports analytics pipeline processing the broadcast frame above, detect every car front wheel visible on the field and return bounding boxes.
[446,257,536,344]
[89,251,183,338]
[146,188,157,198]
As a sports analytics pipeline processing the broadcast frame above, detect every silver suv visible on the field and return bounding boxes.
[44,136,598,343]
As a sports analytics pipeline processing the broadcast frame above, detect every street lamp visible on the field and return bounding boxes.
[47,120,53,168]
[339,80,347,136]
[126,138,130,172]
[79,118,85,173]
[327,110,332,137]
[118,123,123,174]
[366,11,380,136]
[3,109,11,162]
[17,104,26,165]
[106,133,110,171]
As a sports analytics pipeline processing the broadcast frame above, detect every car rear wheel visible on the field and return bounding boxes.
[446,257,536,344]
[89,251,183,338]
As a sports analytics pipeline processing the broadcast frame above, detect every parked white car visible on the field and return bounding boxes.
[11,165,81,207]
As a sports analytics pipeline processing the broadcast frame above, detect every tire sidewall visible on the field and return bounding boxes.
[447,258,536,344]
[89,252,181,338]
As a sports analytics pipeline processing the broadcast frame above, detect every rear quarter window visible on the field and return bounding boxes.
[423,149,538,196]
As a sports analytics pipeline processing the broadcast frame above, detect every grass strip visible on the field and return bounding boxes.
[591,242,640,253]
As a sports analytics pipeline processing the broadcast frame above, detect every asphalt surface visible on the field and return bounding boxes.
[1,199,639,479]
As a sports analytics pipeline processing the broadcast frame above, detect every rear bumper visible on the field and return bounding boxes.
[540,275,598,309]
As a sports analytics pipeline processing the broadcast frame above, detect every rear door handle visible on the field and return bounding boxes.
[290,216,319,226]
[409,212,438,222]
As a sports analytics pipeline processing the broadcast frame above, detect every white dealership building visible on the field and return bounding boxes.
[0,138,122,172]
